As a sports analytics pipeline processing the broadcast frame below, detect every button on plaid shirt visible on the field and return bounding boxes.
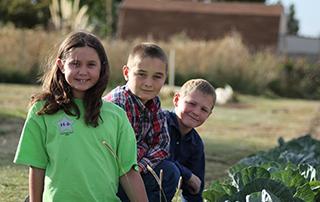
[103,85,170,173]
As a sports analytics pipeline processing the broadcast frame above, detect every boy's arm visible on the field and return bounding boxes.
[173,161,193,182]
[184,147,205,195]
[138,115,170,173]
[172,141,205,195]
[187,174,201,194]
[120,168,148,202]
[189,147,205,191]
[29,166,45,202]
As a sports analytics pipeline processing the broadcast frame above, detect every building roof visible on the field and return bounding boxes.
[122,0,283,17]
[117,0,285,49]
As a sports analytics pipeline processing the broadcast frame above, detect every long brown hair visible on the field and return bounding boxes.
[31,31,109,127]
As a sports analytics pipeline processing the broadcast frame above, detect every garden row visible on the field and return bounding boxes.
[203,135,320,202]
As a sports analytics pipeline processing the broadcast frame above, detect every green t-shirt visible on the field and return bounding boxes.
[14,99,137,202]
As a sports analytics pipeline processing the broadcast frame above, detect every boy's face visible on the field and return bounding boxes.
[174,89,214,131]
[123,56,167,104]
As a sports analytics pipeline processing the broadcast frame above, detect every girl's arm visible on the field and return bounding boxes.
[120,168,148,202]
[29,166,45,202]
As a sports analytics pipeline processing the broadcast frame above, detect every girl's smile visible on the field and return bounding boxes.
[57,46,101,98]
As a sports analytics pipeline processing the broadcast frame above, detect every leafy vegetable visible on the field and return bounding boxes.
[203,134,320,201]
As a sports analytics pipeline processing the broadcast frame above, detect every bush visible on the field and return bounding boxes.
[0,26,61,84]
[0,27,318,99]
[0,67,39,84]
[269,59,320,100]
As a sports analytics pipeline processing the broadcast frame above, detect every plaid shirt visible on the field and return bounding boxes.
[103,85,170,173]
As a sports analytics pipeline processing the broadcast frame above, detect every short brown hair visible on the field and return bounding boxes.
[127,42,168,72]
[179,79,216,106]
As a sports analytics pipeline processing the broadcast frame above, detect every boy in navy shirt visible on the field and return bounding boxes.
[165,79,216,202]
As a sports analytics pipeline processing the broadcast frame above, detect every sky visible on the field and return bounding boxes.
[266,0,320,38]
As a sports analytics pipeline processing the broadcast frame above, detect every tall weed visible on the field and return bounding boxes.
[0,26,61,83]
[0,27,317,99]
[269,59,320,99]
[164,33,280,94]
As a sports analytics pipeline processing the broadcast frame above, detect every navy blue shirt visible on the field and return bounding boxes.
[165,111,205,202]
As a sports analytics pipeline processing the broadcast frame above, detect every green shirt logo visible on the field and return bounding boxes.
[58,117,73,135]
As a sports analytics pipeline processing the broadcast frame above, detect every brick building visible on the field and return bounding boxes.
[116,0,285,49]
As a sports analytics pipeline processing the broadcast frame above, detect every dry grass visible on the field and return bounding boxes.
[0,27,280,94]
[0,26,61,73]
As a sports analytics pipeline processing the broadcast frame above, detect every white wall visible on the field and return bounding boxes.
[279,35,320,55]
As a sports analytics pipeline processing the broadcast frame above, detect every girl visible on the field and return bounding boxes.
[14,31,148,202]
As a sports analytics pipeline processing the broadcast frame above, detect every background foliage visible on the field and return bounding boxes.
[0,0,298,37]
[0,0,315,99]
[0,0,50,28]
[287,4,300,35]
[0,27,319,99]
[0,0,120,36]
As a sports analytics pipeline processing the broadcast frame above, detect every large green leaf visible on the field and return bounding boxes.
[228,163,247,176]
[202,180,237,202]
[293,183,315,202]
[271,167,306,189]
[246,189,281,202]
[233,178,295,202]
[233,166,270,190]
[309,181,320,192]
[259,161,282,174]
[309,181,320,201]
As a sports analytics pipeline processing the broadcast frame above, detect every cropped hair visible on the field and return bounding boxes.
[127,42,168,72]
[31,31,109,127]
[179,79,216,106]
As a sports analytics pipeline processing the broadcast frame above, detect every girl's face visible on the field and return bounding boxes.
[57,46,101,99]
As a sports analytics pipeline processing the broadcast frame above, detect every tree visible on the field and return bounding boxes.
[0,0,119,37]
[79,0,122,36]
[49,0,93,32]
[0,0,50,28]
[286,3,299,35]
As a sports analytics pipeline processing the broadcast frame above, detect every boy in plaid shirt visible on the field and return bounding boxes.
[103,43,180,202]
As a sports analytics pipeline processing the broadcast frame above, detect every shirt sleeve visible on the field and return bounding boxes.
[14,104,48,169]
[188,148,205,192]
[138,111,170,173]
[174,142,205,202]
[174,161,193,181]
[104,89,138,174]
[183,142,205,199]
[116,109,139,176]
